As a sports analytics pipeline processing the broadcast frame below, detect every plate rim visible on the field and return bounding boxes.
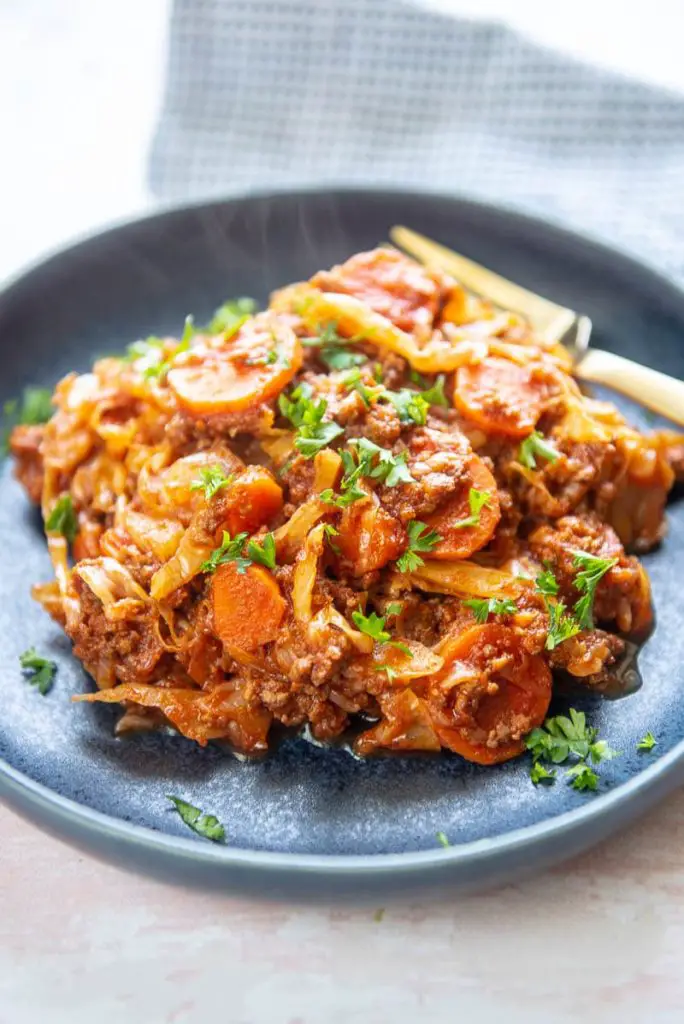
[2,184,684,882]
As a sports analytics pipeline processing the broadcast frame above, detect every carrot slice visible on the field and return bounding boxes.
[168,313,302,415]
[454,356,548,437]
[426,623,551,764]
[335,498,406,575]
[425,455,500,559]
[212,562,286,651]
[223,466,283,536]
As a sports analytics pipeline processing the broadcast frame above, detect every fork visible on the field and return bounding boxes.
[390,226,684,427]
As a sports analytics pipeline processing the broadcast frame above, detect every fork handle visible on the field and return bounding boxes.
[577,348,684,427]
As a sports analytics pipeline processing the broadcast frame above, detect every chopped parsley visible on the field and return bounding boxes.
[381,387,430,426]
[245,348,279,367]
[323,522,341,554]
[190,466,233,501]
[530,762,556,785]
[564,762,599,792]
[436,831,450,848]
[525,708,618,792]
[518,430,559,470]
[419,375,449,409]
[535,564,559,597]
[571,549,618,630]
[463,596,518,624]
[19,648,56,696]
[200,530,251,574]
[205,297,256,336]
[351,610,411,656]
[375,663,398,683]
[45,495,78,543]
[167,796,226,842]
[278,384,344,458]
[343,368,376,408]
[452,487,492,530]
[320,438,415,507]
[301,321,366,371]
[637,731,657,752]
[2,387,54,454]
[545,599,581,650]
[395,521,441,573]
[246,532,277,570]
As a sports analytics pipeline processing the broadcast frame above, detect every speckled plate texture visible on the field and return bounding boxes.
[0,189,683,898]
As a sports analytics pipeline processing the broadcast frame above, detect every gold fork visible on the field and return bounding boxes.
[391,226,684,427]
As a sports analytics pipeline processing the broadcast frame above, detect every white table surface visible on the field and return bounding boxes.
[1,2,684,1020]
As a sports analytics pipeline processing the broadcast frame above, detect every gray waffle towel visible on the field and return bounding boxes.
[150,0,684,283]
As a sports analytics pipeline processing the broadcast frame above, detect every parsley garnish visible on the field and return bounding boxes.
[343,368,376,408]
[535,564,559,597]
[301,321,366,371]
[190,466,233,501]
[19,647,56,696]
[200,530,251,574]
[167,796,226,842]
[545,599,581,650]
[351,610,411,655]
[381,388,429,425]
[530,762,556,785]
[278,385,344,459]
[564,762,599,792]
[323,523,341,554]
[2,387,54,453]
[319,448,368,508]
[526,709,618,792]
[637,731,657,752]
[245,348,279,367]
[436,831,450,848]
[350,437,415,488]
[419,375,449,409]
[45,495,78,543]
[395,521,441,573]
[452,487,492,530]
[518,430,559,470]
[246,532,277,570]
[205,297,256,336]
[374,663,398,682]
[571,550,618,630]
[463,596,518,624]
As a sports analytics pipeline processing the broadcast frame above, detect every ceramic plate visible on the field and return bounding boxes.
[1,189,682,896]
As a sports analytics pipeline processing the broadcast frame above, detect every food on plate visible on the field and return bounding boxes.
[9,247,683,764]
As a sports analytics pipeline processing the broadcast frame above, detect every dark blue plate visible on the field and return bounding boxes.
[1,189,682,897]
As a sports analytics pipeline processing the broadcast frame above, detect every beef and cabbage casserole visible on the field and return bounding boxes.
[10,248,683,764]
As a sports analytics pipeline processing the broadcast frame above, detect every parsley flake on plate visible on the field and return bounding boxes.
[167,796,226,842]
[19,648,56,696]
[637,731,657,752]
[436,831,450,848]
[525,708,619,792]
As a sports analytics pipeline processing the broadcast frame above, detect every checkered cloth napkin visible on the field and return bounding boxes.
[150,0,684,283]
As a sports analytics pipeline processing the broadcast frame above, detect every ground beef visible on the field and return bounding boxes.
[548,629,625,684]
[10,424,44,504]
[378,425,471,522]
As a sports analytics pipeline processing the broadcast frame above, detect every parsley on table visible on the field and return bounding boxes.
[436,831,450,848]
[637,731,657,752]
[530,762,556,785]
[351,610,411,656]
[205,297,256,336]
[201,530,251,574]
[19,648,56,696]
[395,521,441,573]
[45,495,78,544]
[301,321,367,371]
[190,466,234,501]
[167,796,226,842]
[451,487,492,530]
[571,550,618,630]
[518,430,559,470]
[246,532,277,570]
[463,596,518,624]
[278,385,344,459]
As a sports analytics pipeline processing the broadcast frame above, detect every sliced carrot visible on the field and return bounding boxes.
[335,498,406,575]
[425,455,500,559]
[168,313,302,415]
[454,356,548,437]
[222,466,283,536]
[426,623,551,764]
[212,562,286,651]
